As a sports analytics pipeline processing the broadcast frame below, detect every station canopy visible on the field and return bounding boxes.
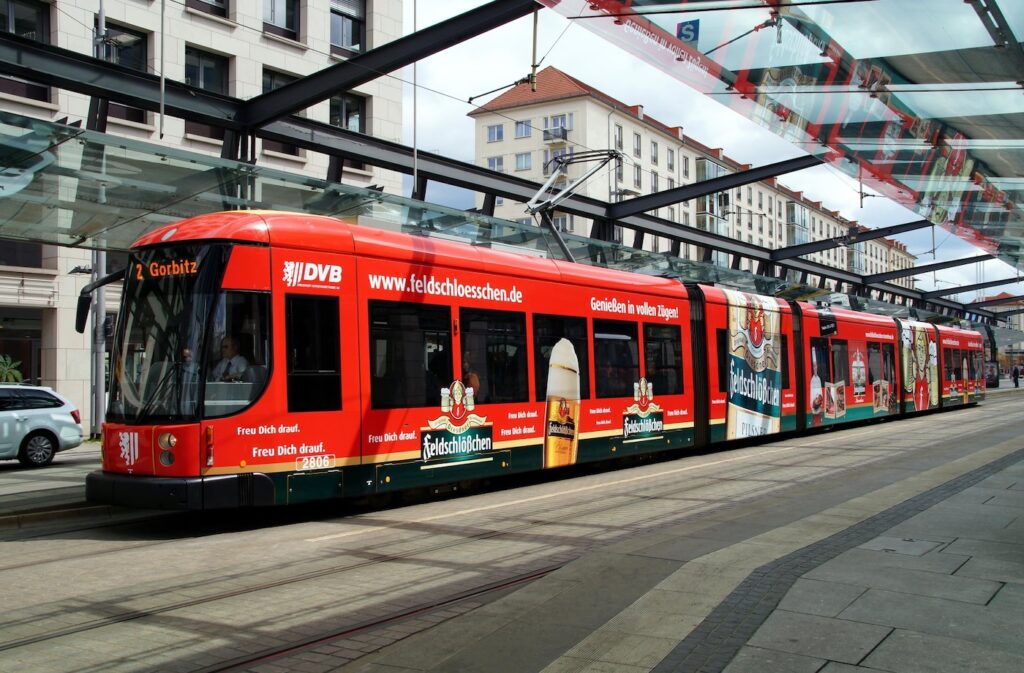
[0,0,1021,310]
[539,0,1024,271]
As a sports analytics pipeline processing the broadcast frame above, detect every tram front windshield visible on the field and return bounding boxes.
[108,244,228,424]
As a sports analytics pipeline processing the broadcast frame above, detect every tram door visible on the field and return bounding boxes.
[271,249,362,501]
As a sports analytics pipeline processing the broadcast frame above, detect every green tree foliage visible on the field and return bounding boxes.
[0,354,24,383]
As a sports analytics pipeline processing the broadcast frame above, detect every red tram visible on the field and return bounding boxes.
[81,212,986,509]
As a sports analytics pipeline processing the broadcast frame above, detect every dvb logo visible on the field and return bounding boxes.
[283,261,343,287]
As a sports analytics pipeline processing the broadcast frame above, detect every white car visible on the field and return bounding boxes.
[0,385,84,467]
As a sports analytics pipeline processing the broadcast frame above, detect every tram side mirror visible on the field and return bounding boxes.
[74,266,127,334]
[75,294,91,334]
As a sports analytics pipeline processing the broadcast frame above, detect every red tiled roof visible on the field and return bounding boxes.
[467,67,592,116]
[468,66,685,139]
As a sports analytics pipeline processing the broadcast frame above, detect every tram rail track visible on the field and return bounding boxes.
[198,563,563,673]
[0,400,1014,673]
[0,479,659,652]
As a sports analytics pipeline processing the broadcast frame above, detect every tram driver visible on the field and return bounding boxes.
[209,335,250,383]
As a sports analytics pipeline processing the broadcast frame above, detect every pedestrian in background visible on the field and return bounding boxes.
[1013,365,1020,389]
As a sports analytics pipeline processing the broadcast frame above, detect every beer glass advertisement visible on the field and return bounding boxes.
[723,290,782,439]
[543,338,581,468]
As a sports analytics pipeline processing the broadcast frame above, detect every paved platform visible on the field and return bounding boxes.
[343,387,1024,673]
[1,386,1021,673]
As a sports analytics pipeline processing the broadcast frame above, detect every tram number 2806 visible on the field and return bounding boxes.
[295,454,337,471]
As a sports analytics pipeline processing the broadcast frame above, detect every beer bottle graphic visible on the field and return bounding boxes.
[543,338,580,468]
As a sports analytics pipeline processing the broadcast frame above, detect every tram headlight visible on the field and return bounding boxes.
[157,432,178,450]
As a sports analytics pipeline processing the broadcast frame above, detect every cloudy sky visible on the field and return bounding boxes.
[397,2,1023,303]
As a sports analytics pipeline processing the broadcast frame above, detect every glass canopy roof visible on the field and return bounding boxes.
[539,0,1024,270]
[0,112,565,253]
[0,111,779,286]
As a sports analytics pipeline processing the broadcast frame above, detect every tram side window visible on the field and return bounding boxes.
[868,343,882,383]
[881,343,896,383]
[370,301,452,409]
[643,324,683,395]
[831,340,849,384]
[941,348,951,381]
[716,328,728,392]
[810,337,831,383]
[780,334,790,390]
[285,295,341,412]
[461,308,528,404]
[204,291,271,419]
[533,314,590,401]
[594,319,639,398]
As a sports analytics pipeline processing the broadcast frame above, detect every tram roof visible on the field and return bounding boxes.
[140,210,692,299]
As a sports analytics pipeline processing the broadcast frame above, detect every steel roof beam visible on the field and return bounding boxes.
[0,33,241,127]
[864,254,992,284]
[922,276,1024,298]
[607,154,822,220]
[770,220,932,261]
[239,0,538,127]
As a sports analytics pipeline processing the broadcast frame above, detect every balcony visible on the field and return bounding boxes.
[543,127,569,143]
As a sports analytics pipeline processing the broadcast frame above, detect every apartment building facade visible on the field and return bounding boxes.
[469,66,915,286]
[0,0,403,430]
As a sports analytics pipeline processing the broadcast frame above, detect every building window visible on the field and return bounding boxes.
[487,124,503,142]
[682,156,689,179]
[186,0,227,18]
[330,92,366,169]
[0,239,41,267]
[487,156,504,173]
[667,207,676,222]
[768,196,773,214]
[330,92,364,132]
[683,212,690,226]
[758,191,763,209]
[546,113,571,130]
[634,165,642,188]
[515,120,531,138]
[330,0,363,55]
[667,177,675,190]
[633,132,641,158]
[103,23,148,123]
[614,124,623,150]
[747,186,753,205]
[184,48,228,140]
[262,69,299,155]
[515,152,531,171]
[552,215,573,233]
[651,172,659,192]
[543,147,570,175]
[651,141,659,165]
[615,160,623,183]
[264,0,298,40]
[0,0,49,101]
